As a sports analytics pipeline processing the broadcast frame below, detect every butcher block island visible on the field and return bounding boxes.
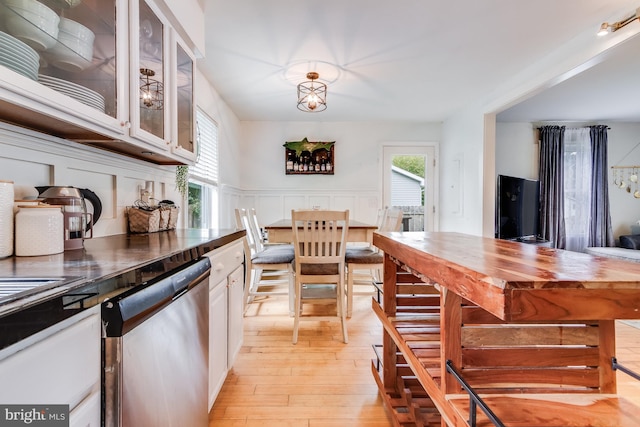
[372,231,640,427]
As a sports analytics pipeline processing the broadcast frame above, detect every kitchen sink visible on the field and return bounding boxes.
[0,277,85,304]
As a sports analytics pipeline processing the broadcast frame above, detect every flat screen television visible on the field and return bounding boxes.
[495,174,540,240]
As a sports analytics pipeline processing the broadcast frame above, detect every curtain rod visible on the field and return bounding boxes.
[535,125,611,130]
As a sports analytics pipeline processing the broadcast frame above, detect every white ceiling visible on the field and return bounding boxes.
[496,33,640,123]
[199,0,640,123]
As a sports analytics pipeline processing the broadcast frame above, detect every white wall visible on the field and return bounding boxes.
[495,123,539,180]
[440,107,485,235]
[195,69,242,228]
[235,121,441,227]
[0,123,177,238]
[602,123,640,237]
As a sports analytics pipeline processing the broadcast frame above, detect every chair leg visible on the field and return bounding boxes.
[346,263,354,318]
[288,264,295,317]
[248,267,265,304]
[339,274,348,343]
[292,278,301,344]
[372,266,380,283]
[243,266,252,313]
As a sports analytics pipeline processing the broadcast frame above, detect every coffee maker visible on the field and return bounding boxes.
[37,186,101,250]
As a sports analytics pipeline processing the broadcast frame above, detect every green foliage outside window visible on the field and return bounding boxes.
[392,155,425,178]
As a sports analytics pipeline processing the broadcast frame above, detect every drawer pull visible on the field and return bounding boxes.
[214,262,225,271]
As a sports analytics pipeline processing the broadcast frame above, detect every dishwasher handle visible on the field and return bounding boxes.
[102,257,211,336]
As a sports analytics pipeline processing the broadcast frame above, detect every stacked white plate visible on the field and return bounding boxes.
[38,74,105,112]
[0,30,39,80]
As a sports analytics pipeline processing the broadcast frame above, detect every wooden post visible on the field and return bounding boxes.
[382,253,397,390]
[441,288,463,394]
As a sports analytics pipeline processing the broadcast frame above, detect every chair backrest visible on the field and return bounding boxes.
[234,208,264,255]
[291,210,349,266]
[375,208,386,229]
[379,208,403,232]
[249,208,263,245]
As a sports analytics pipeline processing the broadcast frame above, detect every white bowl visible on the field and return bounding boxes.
[4,0,56,15]
[58,18,93,44]
[3,1,59,51]
[56,33,92,59]
[46,41,91,71]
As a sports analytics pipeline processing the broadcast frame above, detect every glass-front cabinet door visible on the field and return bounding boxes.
[172,32,196,162]
[130,0,170,150]
[0,0,126,135]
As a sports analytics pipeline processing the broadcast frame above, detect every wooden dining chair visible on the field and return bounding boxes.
[235,208,295,313]
[344,207,403,317]
[291,209,349,344]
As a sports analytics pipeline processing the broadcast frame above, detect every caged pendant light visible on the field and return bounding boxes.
[139,68,164,110]
[297,72,327,112]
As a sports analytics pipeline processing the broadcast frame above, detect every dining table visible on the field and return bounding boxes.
[264,219,377,244]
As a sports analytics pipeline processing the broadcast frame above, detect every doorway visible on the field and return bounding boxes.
[382,146,436,232]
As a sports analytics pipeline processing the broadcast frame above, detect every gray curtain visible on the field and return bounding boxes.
[538,126,566,249]
[589,125,615,247]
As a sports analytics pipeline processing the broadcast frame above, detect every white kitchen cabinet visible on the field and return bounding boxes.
[0,306,100,419]
[0,0,200,165]
[171,31,196,163]
[208,276,228,409]
[204,238,245,409]
[128,0,197,163]
[227,265,244,367]
[0,0,128,137]
[69,391,100,427]
[129,0,170,151]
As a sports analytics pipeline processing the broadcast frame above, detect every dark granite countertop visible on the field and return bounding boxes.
[0,228,245,350]
[0,228,244,282]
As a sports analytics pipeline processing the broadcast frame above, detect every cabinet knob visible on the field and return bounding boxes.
[120,121,131,129]
[214,262,224,271]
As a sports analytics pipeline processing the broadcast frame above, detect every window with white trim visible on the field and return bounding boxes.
[188,109,219,228]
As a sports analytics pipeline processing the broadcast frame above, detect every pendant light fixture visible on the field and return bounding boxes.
[140,68,164,110]
[297,72,327,112]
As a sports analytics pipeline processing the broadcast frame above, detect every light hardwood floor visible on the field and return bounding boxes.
[209,280,640,426]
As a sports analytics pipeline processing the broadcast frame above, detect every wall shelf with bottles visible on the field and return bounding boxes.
[284,138,334,175]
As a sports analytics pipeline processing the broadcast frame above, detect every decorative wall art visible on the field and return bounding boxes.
[284,137,335,175]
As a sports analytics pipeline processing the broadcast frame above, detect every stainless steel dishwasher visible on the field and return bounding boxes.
[102,257,211,427]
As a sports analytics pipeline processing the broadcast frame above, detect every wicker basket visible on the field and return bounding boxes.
[127,205,179,233]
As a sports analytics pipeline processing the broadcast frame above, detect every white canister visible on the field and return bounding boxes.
[0,180,14,258]
[15,205,64,256]
[13,199,40,214]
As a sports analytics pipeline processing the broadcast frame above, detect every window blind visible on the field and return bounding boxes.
[190,109,218,184]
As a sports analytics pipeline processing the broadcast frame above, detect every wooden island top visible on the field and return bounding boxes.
[371,231,640,427]
[374,231,640,322]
